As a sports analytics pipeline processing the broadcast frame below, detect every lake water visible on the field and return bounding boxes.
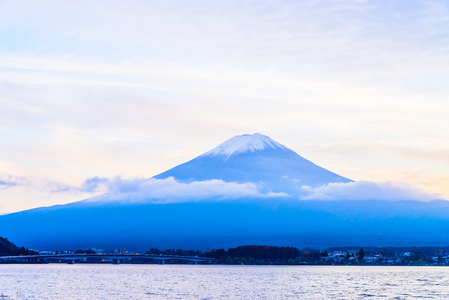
[1,264,449,299]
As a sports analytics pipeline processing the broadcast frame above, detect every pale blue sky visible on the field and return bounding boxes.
[1,0,449,212]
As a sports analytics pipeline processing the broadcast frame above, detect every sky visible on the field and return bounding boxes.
[1,0,449,213]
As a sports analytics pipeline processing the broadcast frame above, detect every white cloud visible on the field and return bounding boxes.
[0,174,29,190]
[0,179,18,189]
[0,174,288,213]
[0,170,445,214]
[84,176,289,204]
[81,176,445,203]
[0,174,98,214]
[300,181,443,202]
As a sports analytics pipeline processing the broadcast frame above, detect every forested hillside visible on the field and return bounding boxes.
[0,237,36,256]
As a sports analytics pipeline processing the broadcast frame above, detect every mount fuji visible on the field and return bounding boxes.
[1,133,449,251]
[155,133,351,194]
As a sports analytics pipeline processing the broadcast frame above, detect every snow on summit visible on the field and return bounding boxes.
[202,133,287,159]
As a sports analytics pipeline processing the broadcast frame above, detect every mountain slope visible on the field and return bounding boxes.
[3,199,449,251]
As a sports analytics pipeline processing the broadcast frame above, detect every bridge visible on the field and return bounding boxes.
[0,254,216,264]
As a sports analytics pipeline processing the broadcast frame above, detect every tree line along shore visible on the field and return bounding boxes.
[2,236,449,266]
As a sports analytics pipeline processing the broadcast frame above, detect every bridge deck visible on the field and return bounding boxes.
[0,254,216,263]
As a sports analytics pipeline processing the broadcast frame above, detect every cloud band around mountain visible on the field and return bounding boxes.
[2,173,442,207]
[84,176,289,204]
[81,176,443,203]
[300,181,442,202]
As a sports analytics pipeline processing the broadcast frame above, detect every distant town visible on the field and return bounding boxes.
[203,245,449,266]
[3,237,449,266]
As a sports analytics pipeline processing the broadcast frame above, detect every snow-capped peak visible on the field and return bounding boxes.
[201,133,288,159]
